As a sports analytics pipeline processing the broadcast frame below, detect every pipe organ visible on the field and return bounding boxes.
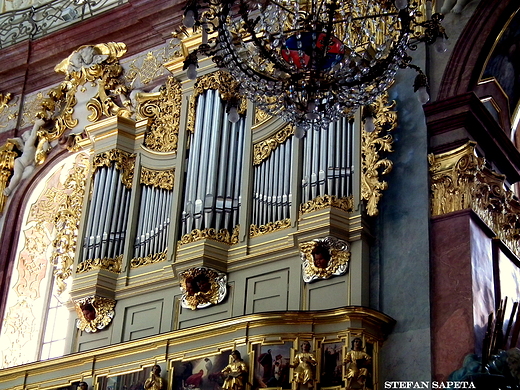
[82,163,131,262]
[252,136,293,227]
[302,117,354,203]
[180,89,246,236]
[133,184,172,259]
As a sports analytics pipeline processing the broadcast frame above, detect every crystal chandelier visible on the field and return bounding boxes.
[182,0,447,135]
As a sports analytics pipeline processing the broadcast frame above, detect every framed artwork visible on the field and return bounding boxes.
[320,342,343,387]
[96,366,152,390]
[251,341,292,389]
[172,350,233,390]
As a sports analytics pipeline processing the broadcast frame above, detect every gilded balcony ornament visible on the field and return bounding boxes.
[253,125,294,166]
[179,267,227,310]
[430,141,520,257]
[92,149,136,189]
[130,250,167,269]
[0,92,18,129]
[360,92,396,216]
[178,225,240,246]
[299,194,354,217]
[74,295,116,333]
[249,219,291,237]
[300,236,350,282]
[186,71,246,134]
[254,106,271,126]
[76,254,123,274]
[136,76,182,152]
[50,154,89,294]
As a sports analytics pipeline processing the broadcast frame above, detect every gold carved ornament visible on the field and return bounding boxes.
[92,149,136,189]
[299,194,354,217]
[186,71,246,135]
[250,218,291,237]
[178,225,240,247]
[131,250,167,269]
[50,154,90,294]
[140,167,175,191]
[34,42,131,151]
[360,92,396,216]
[0,141,18,212]
[430,141,520,257]
[136,76,182,153]
[253,125,294,166]
[74,295,116,332]
[179,267,227,310]
[76,254,123,274]
[299,236,351,282]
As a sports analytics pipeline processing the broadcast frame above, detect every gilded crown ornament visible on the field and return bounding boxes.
[182,0,447,135]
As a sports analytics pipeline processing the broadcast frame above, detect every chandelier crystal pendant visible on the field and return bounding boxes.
[183,0,447,133]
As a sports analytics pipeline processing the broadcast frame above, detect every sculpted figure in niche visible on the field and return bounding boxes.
[222,350,248,390]
[77,382,89,390]
[344,338,372,390]
[144,364,165,390]
[290,341,317,390]
[4,118,48,196]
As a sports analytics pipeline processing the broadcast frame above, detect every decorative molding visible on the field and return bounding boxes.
[178,226,240,247]
[138,76,182,153]
[360,92,396,217]
[179,267,227,310]
[130,250,167,269]
[254,107,271,126]
[429,141,520,256]
[76,255,123,274]
[140,167,175,191]
[74,295,116,333]
[249,219,291,238]
[300,236,350,282]
[252,125,294,166]
[92,149,136,189]
[299,195,354,217]
[186,71,245,134]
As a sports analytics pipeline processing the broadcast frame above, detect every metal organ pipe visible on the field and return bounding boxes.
[180,89,246,237]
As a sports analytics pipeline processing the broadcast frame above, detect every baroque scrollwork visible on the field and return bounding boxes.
[137,76,182,153]
[74,295,116,333]
[29,42,132,151]
[140,167,175,190]
[186,71,246,134]
[429,141,520,257]
[178,225,240,246]
[249,218,291,237]
[361,92,396,217]
[179,267,227,310]
[253,125,294,166]
[50,154,90,294]
[130,250,167,269]
[92,149,136,189]
[299,194,354,217]
[0,141,18,212]
[300,236,350,282]
[76,255,123,274]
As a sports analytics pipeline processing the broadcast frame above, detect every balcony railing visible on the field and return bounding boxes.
[0,0,126,49]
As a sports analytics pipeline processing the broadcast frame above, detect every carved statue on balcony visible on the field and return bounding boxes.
[290,341,317,390]
[222,350,248,390]
[344,338,372,390]
[144,364,165,390]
